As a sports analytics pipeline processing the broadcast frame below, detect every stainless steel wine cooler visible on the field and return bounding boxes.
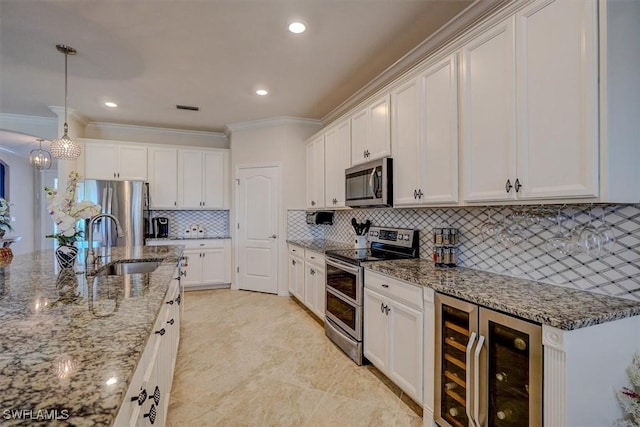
[434,294,542,427]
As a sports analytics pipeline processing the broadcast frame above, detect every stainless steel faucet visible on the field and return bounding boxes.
[86,213,125,273]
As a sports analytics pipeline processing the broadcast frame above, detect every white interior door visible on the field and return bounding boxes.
[236,165,279,294]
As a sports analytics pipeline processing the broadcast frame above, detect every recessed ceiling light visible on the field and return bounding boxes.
[288,21,306,34]
[256,89,269,96]
[105,102,117,108]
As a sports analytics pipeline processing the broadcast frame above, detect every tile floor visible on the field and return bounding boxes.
[166,289,423,427]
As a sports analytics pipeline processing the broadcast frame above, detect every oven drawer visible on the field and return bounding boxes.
[365,270,423,311]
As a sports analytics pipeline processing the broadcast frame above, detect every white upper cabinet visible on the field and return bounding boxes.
[324,118,351,208]
[306,135,325,209]
[461,17,517,203]
[392,54,459,207]
[350,94,391,166]
[178,149,229,209]
[148,147,178,209]
[515,0,598,200]
[84,140,148,181]
[462,0,598,203]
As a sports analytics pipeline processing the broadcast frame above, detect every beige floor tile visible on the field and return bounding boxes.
[167,289,423,427]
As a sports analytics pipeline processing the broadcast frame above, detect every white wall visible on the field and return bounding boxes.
[0,151,35,255]
[230,118,320,295]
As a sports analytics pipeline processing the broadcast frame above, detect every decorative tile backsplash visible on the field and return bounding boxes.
[288,205,640,301]
[150,210,230,238]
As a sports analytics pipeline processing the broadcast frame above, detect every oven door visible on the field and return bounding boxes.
[325,288,362,341]
[326,257,363,305]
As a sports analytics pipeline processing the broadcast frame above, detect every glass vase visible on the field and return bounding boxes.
[55,244,78,270]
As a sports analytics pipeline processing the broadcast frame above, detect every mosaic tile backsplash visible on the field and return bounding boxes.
[288,205,640,301]
[150,210,230,238]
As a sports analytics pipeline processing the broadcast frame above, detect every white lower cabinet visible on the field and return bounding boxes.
[115,272,181,427]
[147,239,231,289]
[288,244,325,322]
[364,270,423,404]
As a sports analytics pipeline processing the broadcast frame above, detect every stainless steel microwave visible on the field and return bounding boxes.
[345,157,393,208]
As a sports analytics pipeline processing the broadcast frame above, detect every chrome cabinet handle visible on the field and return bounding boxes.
[473,335,485,427]
[465,332,478,424]
[514,178,522,193]
[505,179,513,193]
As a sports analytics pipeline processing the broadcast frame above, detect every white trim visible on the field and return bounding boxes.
[0,113,57,128]
[47,106,89,127]
[86,121,227,141]
[226,116,321,133]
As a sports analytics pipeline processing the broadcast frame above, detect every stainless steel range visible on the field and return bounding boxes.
[324,226,419,365]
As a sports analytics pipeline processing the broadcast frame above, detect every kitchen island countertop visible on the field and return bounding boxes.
[365,258,640,330]
[0,245,183,426]
[286,239,353,253]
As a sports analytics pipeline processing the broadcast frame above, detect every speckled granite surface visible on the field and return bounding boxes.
[0,246,183,426]
[286,239,353,253]
[365,259,640,330]
[146,236,231,242]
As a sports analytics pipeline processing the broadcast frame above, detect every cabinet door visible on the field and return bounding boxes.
[118,145,148,180]
[303,264,317,311]
[306,136,325,208]
[148,147,178,209]
[422,54,459,204]
[363,288,388,371]
[203,151,226,208]
[178,150,204,208]
[388,298,424,404]
[515,0,598,200]
[85,143,118,180]
[324,119,351,208]
[368,94,391,161]
[182,249,203,286]
[313,263,326,320]
[350,107,369,166]
[288,255,304,301]
[392,77,424,206]
[461,18,517,202]
[201,247,230,284]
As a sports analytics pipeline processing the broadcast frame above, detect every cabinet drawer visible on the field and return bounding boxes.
[365,270,423,310]
[288,244,304,257]
[181,239,226,249]
[305,250,324,265]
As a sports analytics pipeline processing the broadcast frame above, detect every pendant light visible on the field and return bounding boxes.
[29,138,52,170]
[50,44,81,160]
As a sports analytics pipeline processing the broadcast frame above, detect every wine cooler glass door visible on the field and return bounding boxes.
[479,308,542,427]
[435,294,478,427]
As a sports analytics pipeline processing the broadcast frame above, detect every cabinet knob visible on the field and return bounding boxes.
[155,328,166,336]
[131,388,147,406]
[152,385,161,406]
[143,404,157,425]
[269,234,277,239]
[381,284,389,288]
[310,269,315,275]
[381,302,385,313]
[166,299,174,305]
[292,259,296,265]
[167,318,175,325]
[311,200,316,206]
[514,178,522,193]
[175,294,181,305]
[414,189,418,199]
[505,179,513,193]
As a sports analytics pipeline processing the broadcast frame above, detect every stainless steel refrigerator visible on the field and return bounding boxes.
[79,180,147,249]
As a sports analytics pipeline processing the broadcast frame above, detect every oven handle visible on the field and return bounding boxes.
[326,257,362,276]
[473,335,485,427]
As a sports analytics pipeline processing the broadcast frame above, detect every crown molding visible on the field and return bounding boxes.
[0,113,57,128]
[87,121,227,140]
[48,106,90,127]
[225,116,322,133]
[321,0,510,125]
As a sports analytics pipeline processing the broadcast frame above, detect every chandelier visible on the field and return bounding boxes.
[50,44,81,160]
[28,138,52,170]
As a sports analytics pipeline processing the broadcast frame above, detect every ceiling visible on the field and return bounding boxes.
[0,0,476,138]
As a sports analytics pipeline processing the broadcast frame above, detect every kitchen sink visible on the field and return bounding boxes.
[96,260,162,276]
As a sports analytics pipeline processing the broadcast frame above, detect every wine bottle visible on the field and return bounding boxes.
[495,371,508,382]
[448,405,465,418]
[444,381,458,390]
[496,399,523,421]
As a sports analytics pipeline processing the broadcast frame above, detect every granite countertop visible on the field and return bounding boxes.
[286,239,354,253]
[364,258,640,331]
[0,245,183,426]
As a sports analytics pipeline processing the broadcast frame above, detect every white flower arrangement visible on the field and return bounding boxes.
[617,353,640,427]
[45,171,101,246]
[0,198,12,232]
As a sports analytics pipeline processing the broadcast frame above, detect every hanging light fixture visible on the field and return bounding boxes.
[29,138,52,170]
[50,44,81,160]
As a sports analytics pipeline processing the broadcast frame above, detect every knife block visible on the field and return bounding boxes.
[354,235,367,249]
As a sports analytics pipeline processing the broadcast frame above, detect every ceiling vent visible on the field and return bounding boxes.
[176,104,199,111]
